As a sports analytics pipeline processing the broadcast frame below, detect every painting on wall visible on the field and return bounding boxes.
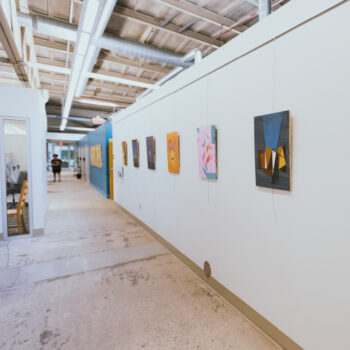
[90,145,102,168]
[122,141,128,166]
[132,139,139,167]
[254,110,291,191]
[146,136,156,170]
[197,125,217,179]
[167,132,179,174]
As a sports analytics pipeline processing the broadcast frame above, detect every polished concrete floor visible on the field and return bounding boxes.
[0,173,281,350]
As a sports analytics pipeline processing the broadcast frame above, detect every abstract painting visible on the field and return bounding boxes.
[167,132,179,174]
[122,141,128,166]
[90,145,102,168]
[254,111,291,191]
[132,139,139,167]
[197,125,217,179]
[146,136,156,170]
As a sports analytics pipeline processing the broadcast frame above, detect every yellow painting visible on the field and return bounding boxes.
[90,145,102,168]
[167,132,179,174]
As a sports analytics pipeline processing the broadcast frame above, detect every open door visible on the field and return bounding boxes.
[1,119,32,239]
[108,139,114,200]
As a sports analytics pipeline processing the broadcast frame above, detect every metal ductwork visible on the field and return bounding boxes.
[17,12,194,68]
[97,34,192,68]
[18,13,77,42]
[137,48,202,101]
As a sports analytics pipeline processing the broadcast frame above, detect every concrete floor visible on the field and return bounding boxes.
[0,172,281,350]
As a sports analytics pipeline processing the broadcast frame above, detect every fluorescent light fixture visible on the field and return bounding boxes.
[75,98,118,107]
[81,0,100,32]
[75,0,118,97]
[60,0,119,131]
[87,72,159,90]
[76,32,91,55]
[54,126,93,132]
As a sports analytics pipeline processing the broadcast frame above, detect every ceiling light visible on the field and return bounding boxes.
[75,98,118,108]
[87,72,159,90]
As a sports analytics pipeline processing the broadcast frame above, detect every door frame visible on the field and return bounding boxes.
[0,117,34,241]
[108,138,114,200]
[84,144,90,183]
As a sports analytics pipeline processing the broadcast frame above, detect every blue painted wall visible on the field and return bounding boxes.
[78,121,112,198]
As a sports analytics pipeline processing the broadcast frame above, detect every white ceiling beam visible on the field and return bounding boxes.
[38,71,139,94]
[18,0,41,87]
[41,83,135,104]
[155,0,242,34]
[246,0,259,6]
[74,0,119,97]
[0,0,39,87]
[35,62,71,74]
[113,5,223,48]
[25,60,157,90]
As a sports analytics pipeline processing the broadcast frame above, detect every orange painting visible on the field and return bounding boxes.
[167,132,179,174]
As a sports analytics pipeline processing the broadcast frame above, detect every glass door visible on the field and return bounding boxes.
[1,119,32,238]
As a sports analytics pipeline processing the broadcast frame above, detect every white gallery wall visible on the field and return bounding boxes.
[112,1,350,349]
[0,86,48,236]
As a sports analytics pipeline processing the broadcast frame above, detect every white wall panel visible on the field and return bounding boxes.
[0,86,48,234]
[112,2,350,349]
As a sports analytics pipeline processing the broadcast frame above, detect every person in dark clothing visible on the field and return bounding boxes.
[51,154,62,182]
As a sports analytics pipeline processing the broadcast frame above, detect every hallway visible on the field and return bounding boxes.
[0,174,280,350]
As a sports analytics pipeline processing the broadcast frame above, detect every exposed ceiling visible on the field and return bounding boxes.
[0,0,290,134]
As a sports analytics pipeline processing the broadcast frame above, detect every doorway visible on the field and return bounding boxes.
[47,142,76,171]
[1,119,32,239]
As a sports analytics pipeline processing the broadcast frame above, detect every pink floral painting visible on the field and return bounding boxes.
[197,125,217,179]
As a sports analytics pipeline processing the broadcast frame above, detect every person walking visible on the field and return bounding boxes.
[51,154,62,182]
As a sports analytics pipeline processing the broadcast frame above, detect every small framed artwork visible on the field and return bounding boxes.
[197,125,217,179]
[254,110,291,191]
[146,136,156,170]
[132,139,139,167]
[122,141,128,166]
[166,132,179,174]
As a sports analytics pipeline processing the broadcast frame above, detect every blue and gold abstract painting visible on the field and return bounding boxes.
[146,136,156,170]
[132,139,139,167]
[254,111,291,191]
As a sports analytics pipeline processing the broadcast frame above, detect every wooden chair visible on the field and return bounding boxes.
[7,180,28,234]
